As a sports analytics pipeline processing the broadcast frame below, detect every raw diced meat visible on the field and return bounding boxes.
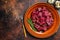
[32,19,36,23]
[38,7,42,11]
[38,12,42,17]
[31,7,54,32]
[42,7,47,11]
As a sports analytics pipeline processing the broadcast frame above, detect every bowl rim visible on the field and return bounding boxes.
[24,3,60,38]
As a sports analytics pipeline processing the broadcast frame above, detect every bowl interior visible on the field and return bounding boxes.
[29,6,54,33]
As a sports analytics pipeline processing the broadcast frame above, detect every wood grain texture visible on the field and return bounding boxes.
[0,0,60,40]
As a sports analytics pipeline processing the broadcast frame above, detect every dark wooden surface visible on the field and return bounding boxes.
[18,0,60,40]
[0,0,60,40]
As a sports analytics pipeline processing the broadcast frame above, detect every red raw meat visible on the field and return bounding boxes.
[31,7,54,32]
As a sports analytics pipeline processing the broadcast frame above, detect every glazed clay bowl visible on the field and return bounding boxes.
[24,3,59,38]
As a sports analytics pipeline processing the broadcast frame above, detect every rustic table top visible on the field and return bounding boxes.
[17,0,60,40]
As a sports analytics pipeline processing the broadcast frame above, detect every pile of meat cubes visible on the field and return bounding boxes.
[31,7,54,32]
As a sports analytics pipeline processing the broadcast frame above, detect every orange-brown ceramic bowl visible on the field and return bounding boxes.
[24,3,59,38]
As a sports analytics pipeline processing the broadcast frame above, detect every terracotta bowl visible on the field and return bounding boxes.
[24,3,59,38]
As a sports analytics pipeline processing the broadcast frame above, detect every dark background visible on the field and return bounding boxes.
[0,0,60,40]
[15,0,60,40]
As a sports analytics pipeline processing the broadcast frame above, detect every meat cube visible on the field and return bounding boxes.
[38,7,42,11]
[42,7,47,11]
[38,12,42,17]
